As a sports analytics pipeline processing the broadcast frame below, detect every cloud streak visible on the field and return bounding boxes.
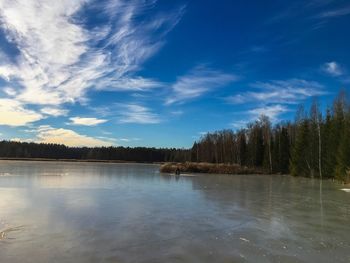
[227,79,326,105]
[248,104,289,121]
[41,107,69,117]
[69,117,108,126]
[118,104,161,124]
[165,67,237,105]
[316,5,350,18]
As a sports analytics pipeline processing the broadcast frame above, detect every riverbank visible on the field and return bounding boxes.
[160,162,267,175]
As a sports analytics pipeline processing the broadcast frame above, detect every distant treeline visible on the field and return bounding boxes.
[0,141,190,163]
[190,90,350,182]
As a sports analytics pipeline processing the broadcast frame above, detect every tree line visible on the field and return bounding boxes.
[0,141,190,163]
[191,90,350,182]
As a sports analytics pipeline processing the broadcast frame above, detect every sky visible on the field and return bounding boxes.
[0,0,349,148]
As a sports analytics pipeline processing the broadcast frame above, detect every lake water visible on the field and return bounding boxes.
[0,161,349,263]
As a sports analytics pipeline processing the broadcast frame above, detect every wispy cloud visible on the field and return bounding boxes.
[69,117,108,126]
[0,0,184,114]
[118,104,161,124]
[94,77,163,91]
[165,66,237,105]
[118,137,141,142]
[0,99,43,126]
[14,125,115,147]
[316,5,350,18]
[264,1,350,33]
[322,61,344,76]
[248,104,289,121]
[226,79,325,105]
[228,78,326,129]
[230,105,289,130]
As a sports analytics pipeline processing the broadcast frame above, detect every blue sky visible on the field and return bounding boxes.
[0,0,349,148]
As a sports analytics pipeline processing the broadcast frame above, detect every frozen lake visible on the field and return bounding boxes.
[0,161,349,262]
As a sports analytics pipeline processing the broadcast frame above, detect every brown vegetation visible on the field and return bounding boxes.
[160,162,266,175]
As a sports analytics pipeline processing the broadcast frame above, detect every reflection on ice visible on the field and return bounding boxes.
[0,161,349,263]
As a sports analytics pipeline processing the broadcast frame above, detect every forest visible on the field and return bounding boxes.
[0,90,349,182]
[191,90,350,182]
[0,142,190,163]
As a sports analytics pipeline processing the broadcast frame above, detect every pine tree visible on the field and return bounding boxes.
[330,91,347,177]
[335,99,350,183]
[309,99,322,178]
[290,106,311,177]
[322,108,334,178]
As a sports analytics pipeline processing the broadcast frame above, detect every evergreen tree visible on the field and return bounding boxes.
[290,106,311,177]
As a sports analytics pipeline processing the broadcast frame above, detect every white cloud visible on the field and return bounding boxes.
[322,61,343,76]
[230,105,289,130]
[15,125,115,147]
[118,104,161,124]
[23,129,37,133]
[69,117,107,126]
[118,137,141,142]
[248,104,289,121]
[118,138,131,142]
[36,128,114,147]
[0,99,43,126]
[0,0,88,105]
[165,67,237,105]
[0,0,183,109]
[94,77,163,91]
[41,107,68,117]
[227,79,325,105]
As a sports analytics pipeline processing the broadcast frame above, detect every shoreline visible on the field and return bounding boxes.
[0,157,160,164]
[160,163,350,186]
[160,162,268,175]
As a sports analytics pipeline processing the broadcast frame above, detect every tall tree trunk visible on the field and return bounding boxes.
[269,136,272,173]
[318,119,322,180]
